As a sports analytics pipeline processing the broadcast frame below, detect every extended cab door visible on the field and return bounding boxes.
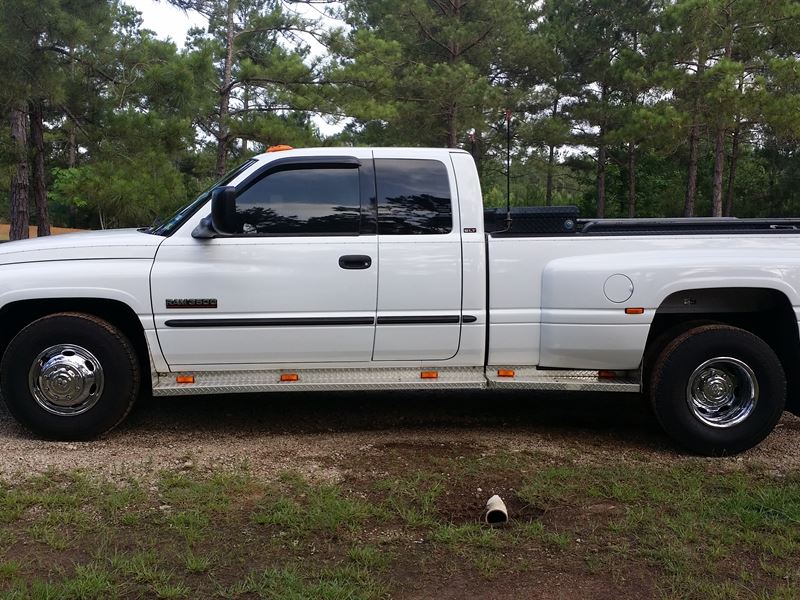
[372,151,463,360]
[150,153,378,368]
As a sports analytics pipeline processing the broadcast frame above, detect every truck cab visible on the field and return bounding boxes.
[150,148,485,369]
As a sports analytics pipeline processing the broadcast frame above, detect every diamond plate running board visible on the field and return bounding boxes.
[486,367,641,392]
[152,367,487,396]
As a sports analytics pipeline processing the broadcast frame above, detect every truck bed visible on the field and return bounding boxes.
[485,206,800,237]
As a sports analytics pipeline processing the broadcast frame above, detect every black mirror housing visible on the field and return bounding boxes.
[191,216,215,239]
[211,186,238,235]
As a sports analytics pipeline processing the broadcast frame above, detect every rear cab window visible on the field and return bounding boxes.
[374,159,452,235]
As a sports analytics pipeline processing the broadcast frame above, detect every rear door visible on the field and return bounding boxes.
[372,152,463,360]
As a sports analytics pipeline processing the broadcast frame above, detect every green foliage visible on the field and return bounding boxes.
[326,0,525,147]
[2,0,800,227]
[50,156,188,229]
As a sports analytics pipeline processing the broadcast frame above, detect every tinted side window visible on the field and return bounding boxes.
[375,159,452,235]
[235,167,361,235]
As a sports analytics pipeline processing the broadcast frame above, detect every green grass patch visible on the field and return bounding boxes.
[253,480,375,537]
[0,454,798,599]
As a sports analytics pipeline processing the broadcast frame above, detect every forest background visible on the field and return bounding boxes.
[2,0,800,239]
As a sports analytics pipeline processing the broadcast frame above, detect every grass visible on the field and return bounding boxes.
[0,453,798,599]
[252,479,375,537]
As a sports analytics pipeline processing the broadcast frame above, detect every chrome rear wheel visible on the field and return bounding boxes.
[650,324,785,455]
[686,357,758,428]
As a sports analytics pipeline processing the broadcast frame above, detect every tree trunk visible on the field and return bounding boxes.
[67,124,77,168]
[724,77,745,217]
[445,103,457,148]
[9,104,30,241]
[241,85,249,152]
[545,99,557,206]
[627,143,636,218]
[683,48,707,217]
[215,0,236,176]
[724,126,740,217]
[596,135,606,218]
[29,100,51,237]
[627,33,638,219]
[711,15,734,217]
[546,144,555,207]
[596,84,607,218]
[443,1,461,148]
[683,124,700,217]
[711,126,726,217]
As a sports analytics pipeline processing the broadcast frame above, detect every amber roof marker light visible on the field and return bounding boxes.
[267,145,294,152]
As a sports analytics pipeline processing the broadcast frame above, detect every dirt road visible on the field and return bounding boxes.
[1,390,797,480]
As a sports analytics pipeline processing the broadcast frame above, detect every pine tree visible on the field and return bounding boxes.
[326,0,526,149]
[169,0,319,175]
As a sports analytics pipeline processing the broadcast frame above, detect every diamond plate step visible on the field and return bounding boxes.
[153,367,487,396]
[486,367,641,392]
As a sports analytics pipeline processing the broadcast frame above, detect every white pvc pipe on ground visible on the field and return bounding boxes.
[485,494,508,524]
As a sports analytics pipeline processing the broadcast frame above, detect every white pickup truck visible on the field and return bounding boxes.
[1,147,798,454]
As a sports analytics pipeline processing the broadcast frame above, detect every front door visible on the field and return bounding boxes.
[151,153,378,368]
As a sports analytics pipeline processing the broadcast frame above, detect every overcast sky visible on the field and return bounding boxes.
[127,0,205,47]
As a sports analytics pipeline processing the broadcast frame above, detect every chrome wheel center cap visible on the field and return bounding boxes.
[39,361,95,406]
[696,369,734,405]
[29,344,104,416]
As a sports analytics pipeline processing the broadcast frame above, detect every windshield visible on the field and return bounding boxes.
[148,159,257,236]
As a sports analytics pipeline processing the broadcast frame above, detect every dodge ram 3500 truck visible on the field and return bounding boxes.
[1,147,799,455]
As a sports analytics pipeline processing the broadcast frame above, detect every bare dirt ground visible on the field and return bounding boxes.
[1,391,798,599]
[0,224,85,240]
[1,390,798,481]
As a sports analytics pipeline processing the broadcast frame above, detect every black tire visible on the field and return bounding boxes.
[641,319,719,394]
[0,312,140,440]
[650,324,785,456]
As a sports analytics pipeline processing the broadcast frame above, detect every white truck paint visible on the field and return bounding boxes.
[1,147,798,453]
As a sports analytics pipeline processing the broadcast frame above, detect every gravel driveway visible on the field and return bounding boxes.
[1,390,798,480]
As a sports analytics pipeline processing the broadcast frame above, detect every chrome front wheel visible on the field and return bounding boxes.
[28,344,105,416]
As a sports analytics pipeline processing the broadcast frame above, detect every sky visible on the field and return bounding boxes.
[127,0,205,46]
[126,0,345,135]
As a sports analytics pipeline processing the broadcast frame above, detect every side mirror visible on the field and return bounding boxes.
[211,186,238,235]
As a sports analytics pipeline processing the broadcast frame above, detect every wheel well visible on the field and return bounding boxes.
[0,298,152,388]
[645,288,800,412]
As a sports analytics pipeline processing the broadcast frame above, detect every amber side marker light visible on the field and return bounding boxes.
[625,307,645,315]
[420,371,439,379]
[280,373,299,382]
[267,144,294,152]
[176,375,195,384]
[497,369,516,378]
[598,370,617,379]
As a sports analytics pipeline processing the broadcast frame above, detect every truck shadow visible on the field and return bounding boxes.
[128,389,669,450]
